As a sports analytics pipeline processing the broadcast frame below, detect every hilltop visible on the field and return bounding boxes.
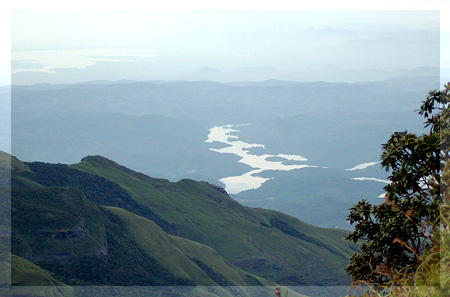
[5,152,359,295]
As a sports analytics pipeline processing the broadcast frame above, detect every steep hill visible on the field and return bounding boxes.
[71,155,358,285]
[9,152,358,292]
[105,206,273,287]
[11,185,194,286]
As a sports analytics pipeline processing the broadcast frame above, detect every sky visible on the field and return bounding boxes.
[1,0,449,85]
[0,1,448,153]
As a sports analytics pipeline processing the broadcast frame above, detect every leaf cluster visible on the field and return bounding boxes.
[345,83,450,286]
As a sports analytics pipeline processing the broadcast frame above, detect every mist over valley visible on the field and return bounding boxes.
[10,73,439,228]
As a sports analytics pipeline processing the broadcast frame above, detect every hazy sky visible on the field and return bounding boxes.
[2,0,450,85]
[10,10,439,53]
[0,0,449,153]
[8,10,442,84]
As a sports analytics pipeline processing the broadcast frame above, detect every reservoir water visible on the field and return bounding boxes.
[205,124,316,194]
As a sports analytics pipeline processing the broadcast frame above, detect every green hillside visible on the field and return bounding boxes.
[9,156,280,289]
[9,254,74,297]
[11,254,68,287]
[71,155,357,285]
[11,185,193,286]
[106,205,273,287]
[8,151,358,292]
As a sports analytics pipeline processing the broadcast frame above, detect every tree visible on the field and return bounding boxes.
[345,83,449,286]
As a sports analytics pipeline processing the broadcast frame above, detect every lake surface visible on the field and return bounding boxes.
[205,124,316,194]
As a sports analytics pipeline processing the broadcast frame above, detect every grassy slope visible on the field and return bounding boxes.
[105,206,215,285]
[10,170,193,286]
[107,205,277,287]
[0,150,31,174]
[71,155,358,285]
[6,151,312,294]
[170,235,274,286]
[9,155,278,288]
[8,254,74,297]
[11,254,68,287]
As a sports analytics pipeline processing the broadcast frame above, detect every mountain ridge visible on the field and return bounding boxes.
[6,151,358,294]
[70,155,358,285]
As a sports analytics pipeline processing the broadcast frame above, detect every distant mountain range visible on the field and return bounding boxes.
[9,75,440,230]
[179,66,440,84]
[0,151,359,296]
[4,72,442,295]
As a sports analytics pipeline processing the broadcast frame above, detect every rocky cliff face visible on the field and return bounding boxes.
[31,240,108,263]
[41,223,90,240]
[35,223,108,263]
[11,184,109,267]
[200,181,229,196]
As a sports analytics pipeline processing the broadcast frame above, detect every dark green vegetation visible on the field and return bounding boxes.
[12,186,191,286]
[0,151,11,291]
[345,84,449,288]
[18,161,175,234]
[7,152,359,291]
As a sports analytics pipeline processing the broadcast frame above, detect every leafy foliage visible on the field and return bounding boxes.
[345,83,449,286]
[346,161,450,297]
